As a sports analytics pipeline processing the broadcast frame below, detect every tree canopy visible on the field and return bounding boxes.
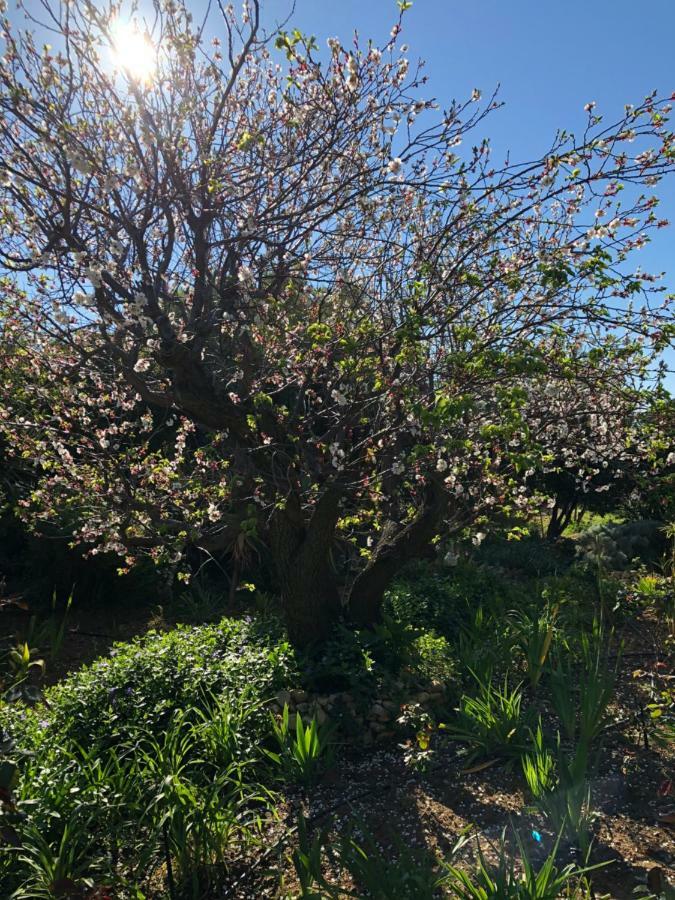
[1,0,673,643]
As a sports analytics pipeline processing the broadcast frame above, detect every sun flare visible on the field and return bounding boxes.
[110,19,156,84]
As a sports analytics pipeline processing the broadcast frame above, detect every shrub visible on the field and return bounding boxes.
[575,520,666,571]
[15,617,295,753]
[474,535,574,578]
[299,625,383,696]
[385,560,520,639]
[409,631,458,685]
[0,617,296,896]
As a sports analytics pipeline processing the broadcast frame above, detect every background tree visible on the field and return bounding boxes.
[0,0,673,643]
[518,377,673,540]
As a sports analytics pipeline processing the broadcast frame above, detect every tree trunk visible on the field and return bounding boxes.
[348,478,449,628]
[546,497,578,541]
[270,489,342,647]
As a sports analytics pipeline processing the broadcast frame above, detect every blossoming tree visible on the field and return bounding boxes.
[0,0,673,643]
[516,378,674,539]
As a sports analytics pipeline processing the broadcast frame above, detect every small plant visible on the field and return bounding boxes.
[548,653,577,743]
[292,815,444,899]
[292,815,335,898]
[448,673,531,764]
[338,825,443,899]
[548,625,616,747]
[523,733,595,858]
[171,582,226,623]
[512,601,558,690]
[267,704,334,786]
[577,628,616,746]
[369,612,421,673]
[409,630,458,685]
[8,819,104,900]
[522,721,556,799]
[397,702,441,771]
[29,588,74,663]
[442,826,599,898]
[1,641,45,704]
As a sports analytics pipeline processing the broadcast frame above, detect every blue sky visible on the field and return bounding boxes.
[261,0,675,388]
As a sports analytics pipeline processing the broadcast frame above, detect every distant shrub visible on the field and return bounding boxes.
[473,535,574,577]
[575,520,666,571]
[385,560,520,638]
[300,624,392,697]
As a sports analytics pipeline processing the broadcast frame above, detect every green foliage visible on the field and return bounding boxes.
[511,602,558,689]
[292,815,330,898]
[522,721,556,799]
[291,817,597,899]
[0,692,272,897]
[448,673,532,764]
[337,828,442,899]
[369,612,422,674]
[575,520,667,571]
[577,630,616,746]
[548,625,616,746]
[474,536,573,578]
[409,631,458,684]
[524,737,595,859]
[292,816,444,899]
[1,640,45,705]
[2,616,296,755]
[0,617,296,895]
[267,705,334,787]
[443,827,597,898]
[385,561,518,639]
[300,625,381,696]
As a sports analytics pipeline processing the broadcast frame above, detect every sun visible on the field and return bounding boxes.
[110,19,157,84]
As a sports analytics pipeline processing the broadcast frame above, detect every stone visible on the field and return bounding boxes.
[276,690,292,708]
[371,703,390,721]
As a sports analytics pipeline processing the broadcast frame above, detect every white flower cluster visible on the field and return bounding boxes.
[345,54,359,93]
[388,157,402,176]
[85,265,104,288]
[128,291,153,329]
[237,264,255,292]
[331,388,348,407]
[392,458,405,476]
[329,442,345,471]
